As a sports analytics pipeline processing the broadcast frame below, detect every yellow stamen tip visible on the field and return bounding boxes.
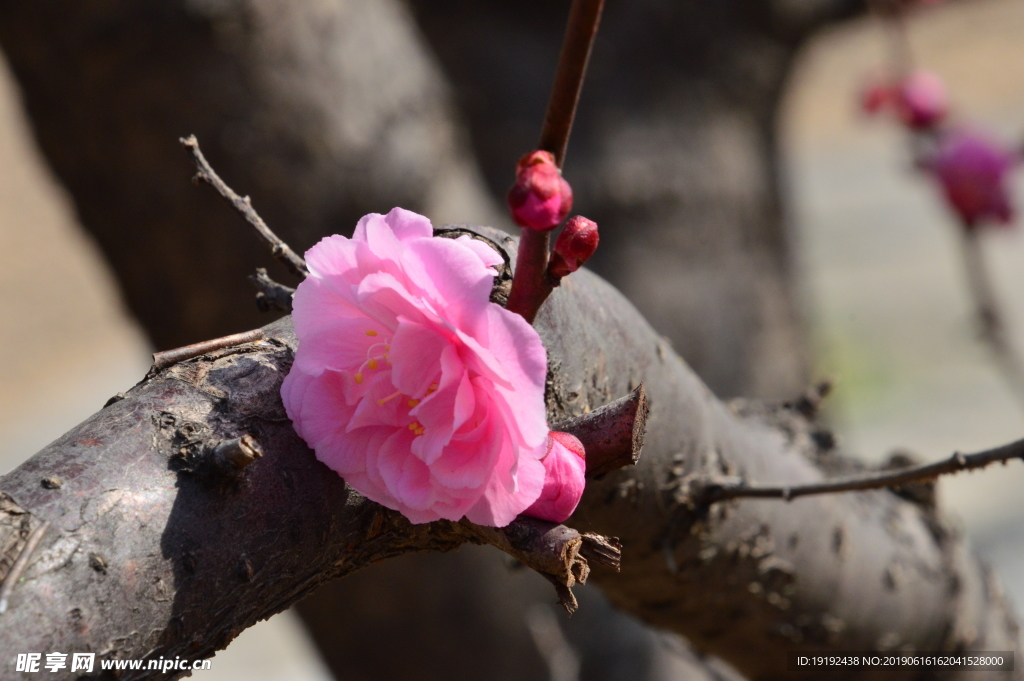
[368,358,379,370]
[365,329,378,336]
[407,399,420,408]
[354,373,363,384]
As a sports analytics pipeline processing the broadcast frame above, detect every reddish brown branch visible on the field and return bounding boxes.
[180,135,309,278]
[505,0,604,324]
[538,0,606,167]
[554,384,648,479]
[697,437,1024,503]
[505,229,555,324]
[150,328,265,373]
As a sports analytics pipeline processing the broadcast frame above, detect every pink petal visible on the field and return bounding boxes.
[455,234,504,269]
[464,439,547,527]
[388,319,450,398]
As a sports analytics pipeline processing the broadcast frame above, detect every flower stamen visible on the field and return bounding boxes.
[377,391,402,406]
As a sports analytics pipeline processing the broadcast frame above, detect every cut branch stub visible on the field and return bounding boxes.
[554,384,648,479]
[211,435,263,474]
[459,516,620,614]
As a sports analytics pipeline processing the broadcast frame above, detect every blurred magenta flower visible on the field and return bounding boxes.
[524,432,587,523]
[507,150,573,231]
[281,208,551,526]
[930,129,1017,229]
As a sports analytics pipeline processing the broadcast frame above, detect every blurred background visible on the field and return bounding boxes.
[1,0,1023,679]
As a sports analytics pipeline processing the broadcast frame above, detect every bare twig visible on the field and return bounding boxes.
[250,267,295,313]
[696,437,1024,504]
[538,0,606,168]
[959,229,1024,407]
[0,520,49,614]
[180,135,308,278]
[150,328,265,374]
[553,384,648,479]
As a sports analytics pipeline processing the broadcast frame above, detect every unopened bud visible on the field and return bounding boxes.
[860,80,893,115]
[523,431,586,523]
[549,216,599,278]
[895,70,948,130]
[507,150,573,231]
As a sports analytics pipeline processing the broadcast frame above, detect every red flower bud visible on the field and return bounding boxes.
[860,81,893,115]
[549,216,599,278]
[507,150,573,231]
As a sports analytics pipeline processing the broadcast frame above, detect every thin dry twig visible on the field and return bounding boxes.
[180,135,308,278]
[696,437,1024,503]
[959,229,1024,408]
[150,328,265,374]
[0,520,49,614]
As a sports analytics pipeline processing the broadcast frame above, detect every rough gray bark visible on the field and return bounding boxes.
[0,227,1017,681]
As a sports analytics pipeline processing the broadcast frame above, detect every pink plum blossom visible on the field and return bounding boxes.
[281,208,551,526]
[507,150,573,231]
[524,432,587,523]
[930,129,1016,229]
[894,71,948,130]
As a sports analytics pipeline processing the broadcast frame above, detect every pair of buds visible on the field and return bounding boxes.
[507,150,599,280]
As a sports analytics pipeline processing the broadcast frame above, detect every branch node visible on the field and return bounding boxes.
[250,268,295,313]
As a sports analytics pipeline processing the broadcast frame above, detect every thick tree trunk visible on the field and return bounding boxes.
[0,227,1017,681]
